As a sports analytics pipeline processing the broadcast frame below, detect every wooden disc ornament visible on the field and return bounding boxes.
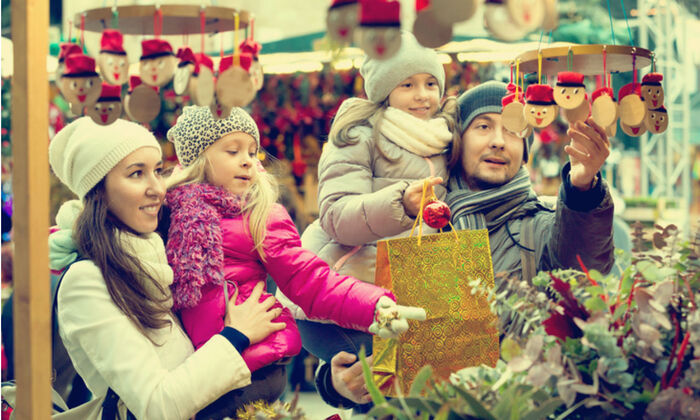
[506,0,545,32]
[240,39,264,91]
[216,54,256,108]
[620,120,647,137]
[87,83,122,126]
[641,73,664,109]
[139,39,177,88]
[96,29,129,86]
[124,76,161,124]
[524,84,558,128]
[173,47,196,96]
[59,54,102,115]
[562,93,590,124]
[553,72,586,110]
[355,0,402,60]
[188,53,215,106]
[326,0,360,44]
[644,106,668,134]
[618,83,646,127]
[430,0,482,25]
[483,2,529,42]
[591,87,617,128]
[413,7,453,49]
[502,92,528,134]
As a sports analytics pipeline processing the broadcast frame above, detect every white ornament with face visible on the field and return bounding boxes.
[139,55,176,88]
[562,99,590,124]
[641,85,664,109]
[173,63,194,96]
[524,103,558,128]
[326,3,359,44]
[591,94,618,128]
[553,86,586,110]
[356,27,402,60]
[97,53,129,85]
[87,100,122,126]
[644,110,668,134]
[59,76,101,110]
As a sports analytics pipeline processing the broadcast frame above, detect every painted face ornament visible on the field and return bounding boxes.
[562,93,590,124]
[553,71,586,110]
[60,54,101,115]
[591,87,617,128]
[355,0,402,60]
[618,82,646,127]
[524,84,558,128]
[139,39,176,88]
[123,75,161,125]
[97,29,129,86]
[216,54,256,108]
[644,106,668,134]
[173,47,196,96]
[56,42,82,81]
[87,83,122,126]
[641,72,664,109]
[326,0,360,44]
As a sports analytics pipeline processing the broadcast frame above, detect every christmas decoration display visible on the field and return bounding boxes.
[97,29,128,86]
[139,39,177,88]
[59,54,101,115]
[326,0,359,44]
[641,72,664,109]
[524,84,558,128]
[87,83,122,126]
[356,0,402,60]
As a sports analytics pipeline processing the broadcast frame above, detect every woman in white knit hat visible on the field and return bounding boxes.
[48,116,284,419]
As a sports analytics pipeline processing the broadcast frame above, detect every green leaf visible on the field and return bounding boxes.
[450,384,497,420]
[612,303,628,321]
[637,260,661,282]
[521,398,565,420]
[359,347,387,405]
[410,365,434,397]
[585,285,603,298]
[500,337,522,362]
[584,296,608,312]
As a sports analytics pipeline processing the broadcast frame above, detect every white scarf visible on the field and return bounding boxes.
[377,107,453,157]
[119,231,175,310]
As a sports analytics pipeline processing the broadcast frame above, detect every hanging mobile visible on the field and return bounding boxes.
[97,27,128,86]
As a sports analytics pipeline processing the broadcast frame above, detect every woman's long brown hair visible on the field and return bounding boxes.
[73,180,171,341]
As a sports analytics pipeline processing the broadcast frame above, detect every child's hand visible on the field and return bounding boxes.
[402,176,443,217]
[369,296,427,339]
[224,281,285,345]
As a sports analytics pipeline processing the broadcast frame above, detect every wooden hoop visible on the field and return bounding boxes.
[515,44,652,76]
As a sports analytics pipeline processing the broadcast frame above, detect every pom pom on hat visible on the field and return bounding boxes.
[100,29,126,55]
[592,87,615,102]
[219,54,253,74]
[642,72,663,86]
[49,117,161,198]
[176,47,196,66]
[525,84,555,105]
[618,82,641,100]
[97,83,121,102]
[556,71,585,87]
[359,0,400,27]
[140,39,174,60]
[58,43,83,63]
[193,53,214,75]
[62,54,98,78]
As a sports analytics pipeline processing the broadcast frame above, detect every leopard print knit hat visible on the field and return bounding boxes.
[167,105,260,167]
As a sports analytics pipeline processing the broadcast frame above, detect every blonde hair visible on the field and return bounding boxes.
[166,153,279,262]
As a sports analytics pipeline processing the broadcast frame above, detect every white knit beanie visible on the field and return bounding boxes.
[360,31,445,103]
[49,117,161,199]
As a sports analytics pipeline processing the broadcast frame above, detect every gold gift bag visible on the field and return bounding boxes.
[372,183,499,396]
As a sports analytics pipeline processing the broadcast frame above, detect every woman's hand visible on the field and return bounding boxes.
[402,176,443,217]
[224,281,285,345]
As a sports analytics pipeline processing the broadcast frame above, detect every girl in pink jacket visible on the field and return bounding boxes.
[164,106,423,379]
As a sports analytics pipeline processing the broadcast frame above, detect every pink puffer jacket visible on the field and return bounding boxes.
[165,183,393,372]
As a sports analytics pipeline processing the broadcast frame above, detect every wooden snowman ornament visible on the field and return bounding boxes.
[618,82,646,127]
[413,5,453,48]
[644,106,668,135]
[591,87,617,128]
[216,54,256,109]
[562,93,590,124]
[553,71,586,110]
[56,43,82,81]
[355,0,402,60]
[97,29,129,86]
[188,53,215,106]
[326,0,360,44]
[240,39,264,92]
[524,84,558,128]
[59,54,101,115]
[139,39,176,88]
[641,73,664,109]
[502,91,529,135]
[87,83,122,126]
[173,47,196,96]
[124,75,161,125]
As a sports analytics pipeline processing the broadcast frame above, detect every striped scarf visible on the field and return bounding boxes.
[446,166,540,232]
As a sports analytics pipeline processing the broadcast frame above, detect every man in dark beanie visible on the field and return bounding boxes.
[446,81,615,288]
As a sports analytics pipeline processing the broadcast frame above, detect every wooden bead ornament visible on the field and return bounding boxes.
[355,0,402,60]
[618,82,646,127]
[173,47,196,96]
[591,87,617,128]
[644,106,668,134]
[326,0,359,44]
[502,92,528,134]
[87,83,122,126]
[97,29,129,86]
[139,39,177,88]
[124,75,161,124]
[641,73,664,109]
[240,38,264,91]
[216,54,256,108]
[59,54,101,115]
[524,84,558,128]
[483,1,529,42]
[553,71,586,110]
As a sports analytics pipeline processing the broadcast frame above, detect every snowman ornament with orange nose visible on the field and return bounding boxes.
[524,84,559,128]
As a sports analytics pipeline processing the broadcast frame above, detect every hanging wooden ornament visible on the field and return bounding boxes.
[591,87,617,128]
[240,35,264,91]
[326,0,360,44]
[124,75,161,124]
[640,72,664,109]
[483,1,529,42]
[506,0,545,32]
[188,53,215,106]
[553,71,586,110]
[430,0,482,26]
[541,0,558,31]
[356,0,402,60]
[524,84,558,128]
[502,65,528,134]
[562,93,590,124]
[97,29,129,85]
[413,6,453,48]
[56,42,82,81]
[173,47,196,96]
[87,83,122,126]
[139,39,176,88]
[620,120,646,137]
[618,82,646,127]
[644,106,668,134]
[216,54,256,108]
[59,54,101,115]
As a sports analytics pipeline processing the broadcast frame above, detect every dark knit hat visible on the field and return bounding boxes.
[457,80,534,162]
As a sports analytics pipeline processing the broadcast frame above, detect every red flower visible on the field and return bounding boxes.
[543,311,583,340]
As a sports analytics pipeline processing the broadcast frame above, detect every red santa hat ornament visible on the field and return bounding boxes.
[59,54,101,115]
[356,0,402,60]
[87,83,123,126]
[553,71,586,110]
[618,82,646,127]
[591,87,617,128]
[326,0,360,45]
[56,42,83,81]
[524,84,558,128]
[124,75,161,125]
[641,72,664,109]
[139,39,176,88]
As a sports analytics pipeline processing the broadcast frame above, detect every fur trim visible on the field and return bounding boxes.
[165,183,243,309]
